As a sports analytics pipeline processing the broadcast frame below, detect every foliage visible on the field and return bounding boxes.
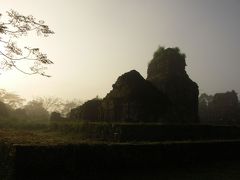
[50,111,64,121]
[147,46,187,79]
[33,96,82,117]
[153,46,186,59]
[0,89,25,109]
[0,10,54,76]
[0,92,82,124]
[24,99,49,121]
[0,101,9,118]
[34,96,63,113]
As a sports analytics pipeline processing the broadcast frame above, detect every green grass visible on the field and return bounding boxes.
[2,117,240,145]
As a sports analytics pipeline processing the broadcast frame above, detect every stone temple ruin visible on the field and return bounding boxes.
[147,47,199,123]
[101,70,170,122]
[70,98,102,121]
[211,91,239,123]
[69,47,199,123]
[199,90,240,124]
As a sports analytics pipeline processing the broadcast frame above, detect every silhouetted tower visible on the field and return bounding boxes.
[147,47,199,123]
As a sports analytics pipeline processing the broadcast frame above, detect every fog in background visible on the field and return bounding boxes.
[1,0,240,101]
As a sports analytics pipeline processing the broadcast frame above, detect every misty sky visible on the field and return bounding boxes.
[0,0,240,101]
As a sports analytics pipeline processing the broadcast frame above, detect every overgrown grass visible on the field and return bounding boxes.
[2,116,240,144]
[0,117,49,131]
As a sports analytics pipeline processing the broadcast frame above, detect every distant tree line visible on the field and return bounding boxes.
[0,89,81,123]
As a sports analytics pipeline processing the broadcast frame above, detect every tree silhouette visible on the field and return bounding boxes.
[24,99,49,121]
[0,10,54,76]
[0,88,25,109]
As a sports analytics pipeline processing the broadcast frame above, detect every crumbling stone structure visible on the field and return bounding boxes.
[199,91,240,124]
[211,91,239,123]
[70,46,199,123]
[69,98,102,121]
[101,70,170,122]
[147,47,199,123]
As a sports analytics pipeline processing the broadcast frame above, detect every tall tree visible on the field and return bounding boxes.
[0,89,25,109]
[31,96,82,117]
[33,96,63,113]
[0,10,54,76]
[24,99,49,121]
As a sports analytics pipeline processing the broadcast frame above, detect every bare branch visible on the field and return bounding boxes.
[0,10,54,76]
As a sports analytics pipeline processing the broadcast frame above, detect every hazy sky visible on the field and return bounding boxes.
[0,0,240,101]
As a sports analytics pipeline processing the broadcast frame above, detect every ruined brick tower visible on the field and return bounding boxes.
[147,47,199,123]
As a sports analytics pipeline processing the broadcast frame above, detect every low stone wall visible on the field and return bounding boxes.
[0,143,14,180]
[12,140,240,179]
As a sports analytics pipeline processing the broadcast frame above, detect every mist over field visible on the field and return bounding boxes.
[1,0,240,179]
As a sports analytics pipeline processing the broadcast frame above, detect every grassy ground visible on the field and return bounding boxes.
[2,126,240,146]
[2,118,240,145]
[0,128,108,145]
[1,119,240,143]
[0,118,89,145]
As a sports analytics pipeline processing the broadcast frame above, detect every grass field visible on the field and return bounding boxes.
[2,118,240,143]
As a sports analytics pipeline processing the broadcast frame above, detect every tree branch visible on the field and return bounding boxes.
[0,10,54,76]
